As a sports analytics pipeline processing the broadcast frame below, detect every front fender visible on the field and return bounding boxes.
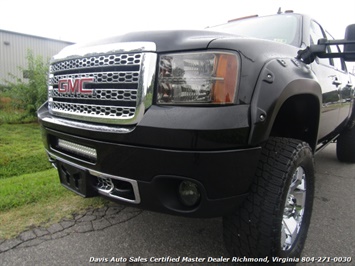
[248,58,322,147]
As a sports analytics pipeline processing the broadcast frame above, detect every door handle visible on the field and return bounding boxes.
[332,77,342,86]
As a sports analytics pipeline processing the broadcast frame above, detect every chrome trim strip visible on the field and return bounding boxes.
[47,151,91,171]
[42,117,134,133]
[136,52,157,115]
[52,42,156,62]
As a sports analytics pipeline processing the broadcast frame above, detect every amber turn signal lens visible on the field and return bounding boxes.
[213,54,238,104]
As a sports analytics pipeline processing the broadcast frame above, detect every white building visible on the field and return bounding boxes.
[0,29,73,86]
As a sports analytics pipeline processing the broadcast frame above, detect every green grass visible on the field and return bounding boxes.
[0,94,35,124]
[0,169,63,211]
[0,123,52,179]
[0,168,107,239]
[0,116,107,239]
[0,109,33,124]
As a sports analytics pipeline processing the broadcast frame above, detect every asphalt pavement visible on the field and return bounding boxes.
[0,143,354,265]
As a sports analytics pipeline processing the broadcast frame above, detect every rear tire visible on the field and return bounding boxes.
[223,137,314,263]
[336,127,355,162]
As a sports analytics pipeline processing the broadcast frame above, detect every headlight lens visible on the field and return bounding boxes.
[157,52,239,105]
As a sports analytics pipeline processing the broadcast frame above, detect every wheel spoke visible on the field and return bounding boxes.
[281,166,307,251]
[289,167,304,191]
[283,217,298,237]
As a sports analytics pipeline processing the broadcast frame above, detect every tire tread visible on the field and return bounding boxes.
[223,137,314,259]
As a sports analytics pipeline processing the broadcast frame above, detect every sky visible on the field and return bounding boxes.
[1,0,354,43]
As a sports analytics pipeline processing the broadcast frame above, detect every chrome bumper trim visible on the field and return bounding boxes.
[47,152,141,204]
[42,117,134,133]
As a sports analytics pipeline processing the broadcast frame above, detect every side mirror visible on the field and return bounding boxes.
[344,24,355,61]
[297,24,355,64]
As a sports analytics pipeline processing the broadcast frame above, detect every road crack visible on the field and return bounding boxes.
[0,205,143,254]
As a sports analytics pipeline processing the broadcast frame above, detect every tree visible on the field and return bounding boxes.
[5,50,48,118]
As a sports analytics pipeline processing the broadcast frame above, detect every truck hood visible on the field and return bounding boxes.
[95,30,234,51]
[53,29,299,65]
[53,30,236,60]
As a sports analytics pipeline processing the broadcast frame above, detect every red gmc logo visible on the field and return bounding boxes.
[58,77,94,94]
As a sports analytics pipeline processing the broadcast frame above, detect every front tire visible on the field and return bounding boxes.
[223,138,314,262]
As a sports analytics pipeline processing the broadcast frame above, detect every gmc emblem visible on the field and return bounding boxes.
[58,77,94,94]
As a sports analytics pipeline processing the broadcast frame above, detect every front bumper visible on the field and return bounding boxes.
[38,103,261,217]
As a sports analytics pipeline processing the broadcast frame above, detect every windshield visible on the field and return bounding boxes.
[209,14,301,47]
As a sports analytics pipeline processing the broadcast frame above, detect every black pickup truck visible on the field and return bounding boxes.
[38,11,355,260]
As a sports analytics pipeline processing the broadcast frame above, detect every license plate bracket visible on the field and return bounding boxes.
[57,161,97,197]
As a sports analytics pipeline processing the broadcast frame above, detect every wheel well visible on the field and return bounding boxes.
[270,95,320,151]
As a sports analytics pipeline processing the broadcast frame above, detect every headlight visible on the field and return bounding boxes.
[157,52,239,105]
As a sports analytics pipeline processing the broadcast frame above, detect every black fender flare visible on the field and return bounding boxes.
[248,58,322,150]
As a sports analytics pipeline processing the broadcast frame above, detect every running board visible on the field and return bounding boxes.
[315,134,339,154]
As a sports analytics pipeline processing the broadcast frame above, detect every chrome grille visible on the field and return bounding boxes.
[48,42,157,125]
[49,72,140,84]
[50,53,142,72]
[96,176,114,192]
[49,102,136,118]
[50,89,137,101]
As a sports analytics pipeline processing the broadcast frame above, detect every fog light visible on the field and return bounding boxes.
[178,181,201,207]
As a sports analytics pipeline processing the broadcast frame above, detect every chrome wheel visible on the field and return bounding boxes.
[281,166,307,251]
